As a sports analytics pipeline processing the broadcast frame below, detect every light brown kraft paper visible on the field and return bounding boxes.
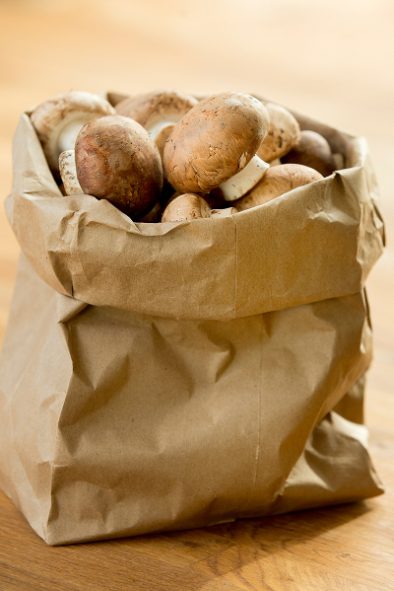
[0,96,385,545]
[5,112,384,321]
[0,256,383,544]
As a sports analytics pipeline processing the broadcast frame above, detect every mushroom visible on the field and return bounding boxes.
[210,206,236,218]
[163,92,270,201]
[235,164,323,211]
[218,154,269,202]
[75,115,163,218]
[59,150,83,195]
[257,102,300,163]
[281,130,336,176]
[161,193,211,222]
[31,91,115,171]
[139,201,162,223]
[116,91,198,149]
[155,125,174,158]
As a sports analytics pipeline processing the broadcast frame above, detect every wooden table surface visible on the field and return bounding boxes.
[0,1,393,589]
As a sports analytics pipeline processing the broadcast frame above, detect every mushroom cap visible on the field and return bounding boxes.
[31,91,115,171]
[75,115,163,218]
[116,90,198,130]
[161,193,211,222]
[235,163,323,211]
[281,130,336,176]
[163,92,270,194]
[155,124,175,158]
[257,102,300,162]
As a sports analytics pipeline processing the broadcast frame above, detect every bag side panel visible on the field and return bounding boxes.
[0,256,73,542]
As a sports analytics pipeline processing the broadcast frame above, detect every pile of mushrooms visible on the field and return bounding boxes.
[31,89,339,222]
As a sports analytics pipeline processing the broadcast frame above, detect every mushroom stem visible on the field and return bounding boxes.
[219,155,269,201]
[59,150,83,195]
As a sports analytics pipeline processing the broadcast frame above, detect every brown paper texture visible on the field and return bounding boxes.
[5,112,384,321]
[0,97,385,545]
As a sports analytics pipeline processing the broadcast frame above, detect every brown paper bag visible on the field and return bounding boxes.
[0,99,385,545]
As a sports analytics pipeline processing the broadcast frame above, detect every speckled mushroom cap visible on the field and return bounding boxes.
[257,102,300,162]
[75,115,163,218]
[235,163,323,211]
[161,193,211,222]
[115,90,198,128]
[31,91,115,171]
[163,92,270,194]
[281,130,336,176]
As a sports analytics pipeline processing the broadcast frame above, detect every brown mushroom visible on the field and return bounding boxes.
[161,193,211,222]
[116,91,197,145]
[281,130,336,176]
[75,115,163,218]
[31,91,115,171]
[139,201,162,223]
[257,102,300,163]
[163,92,270,201]
[155,124,175,158]
[210,206,236,218]
[235,164,323,211]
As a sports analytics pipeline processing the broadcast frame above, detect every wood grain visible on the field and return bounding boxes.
[0,1,393,589]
